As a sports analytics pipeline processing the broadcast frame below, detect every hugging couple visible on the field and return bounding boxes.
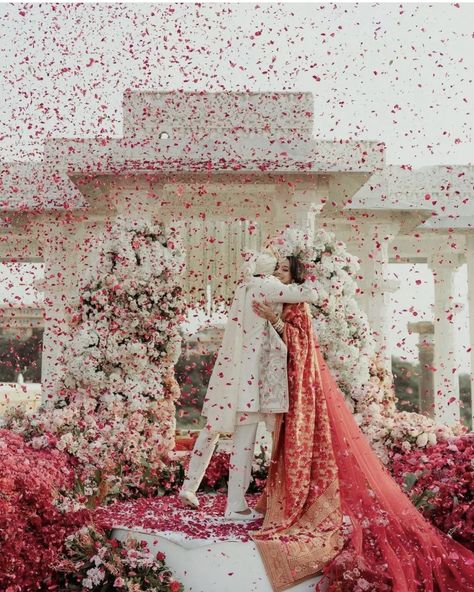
[178,233,474,592]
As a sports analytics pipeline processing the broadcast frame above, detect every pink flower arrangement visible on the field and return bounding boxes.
[0,429,90,591]
[390,432,474,549]
[3,220,187,506]
[55,525,184,591]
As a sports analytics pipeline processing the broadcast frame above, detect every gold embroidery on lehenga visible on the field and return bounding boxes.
[252,304,346,591]
[253,479,345,590]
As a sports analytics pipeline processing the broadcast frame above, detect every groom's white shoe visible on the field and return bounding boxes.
[179,489,200,509]
[224,508,263,521]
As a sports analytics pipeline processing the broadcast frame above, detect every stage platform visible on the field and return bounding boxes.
[96,493,326,592]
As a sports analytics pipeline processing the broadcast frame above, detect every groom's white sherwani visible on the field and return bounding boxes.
[182,258,318,516]
[201,275,318,433]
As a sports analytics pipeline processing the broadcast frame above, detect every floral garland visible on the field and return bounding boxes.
[309,229,374,396]
[64,218,185,399]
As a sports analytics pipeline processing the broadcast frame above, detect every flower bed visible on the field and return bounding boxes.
[391,433,474,549]
[0,429,90,591]
[0,428,185,591]
[3,220,187,506]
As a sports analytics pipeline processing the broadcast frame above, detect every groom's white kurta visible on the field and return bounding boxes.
[201,276,318,433]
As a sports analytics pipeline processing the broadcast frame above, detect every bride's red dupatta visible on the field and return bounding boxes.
[313,332,474,592]
[252,303,345,591]
[253,302,474,592]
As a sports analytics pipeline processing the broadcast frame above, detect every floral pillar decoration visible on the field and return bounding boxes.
[34,218,187,496]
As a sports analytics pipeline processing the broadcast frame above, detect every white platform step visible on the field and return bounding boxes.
[113,526,325,592]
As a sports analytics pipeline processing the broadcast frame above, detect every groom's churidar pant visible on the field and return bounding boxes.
[182,423,258,512]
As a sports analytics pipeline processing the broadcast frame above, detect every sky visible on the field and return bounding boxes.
[0,2,472,371]
[0,3,472,165]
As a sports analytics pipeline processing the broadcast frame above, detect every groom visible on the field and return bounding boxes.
[179,251,318,520]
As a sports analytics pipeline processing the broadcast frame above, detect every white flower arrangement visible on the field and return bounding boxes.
[307,228,375,395]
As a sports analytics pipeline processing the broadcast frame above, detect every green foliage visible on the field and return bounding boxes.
[174,352,216,429]
[392,357,472,430]
[0,328,42,382]
[402,471,437,511]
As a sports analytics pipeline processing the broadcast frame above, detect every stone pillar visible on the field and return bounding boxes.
[293,187,318,237]
[351,221,400,370]
[465,234,474,430]
[112,176,159,227]
[38,213,106,401]
[39,219,78,401]
[260,192,290,242]
[261,184,317,242]
[428,257,461,426]
[407,321,435,417]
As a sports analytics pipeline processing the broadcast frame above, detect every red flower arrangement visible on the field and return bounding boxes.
[0,428,185,591]
[390,432,473,550]
[0,429,90,591]
[201,451,231,489]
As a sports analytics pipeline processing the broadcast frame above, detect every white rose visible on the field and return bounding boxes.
[416,433,429,448]
[57,432,74,450]
[30,435,49,450]
[368,402,380,414]
[428,432,437,446]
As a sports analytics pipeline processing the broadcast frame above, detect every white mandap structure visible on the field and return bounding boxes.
[1,91,473,428]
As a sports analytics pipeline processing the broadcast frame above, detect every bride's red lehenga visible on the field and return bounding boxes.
[251,303,474,592]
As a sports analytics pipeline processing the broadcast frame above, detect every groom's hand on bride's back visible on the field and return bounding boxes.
[252,300,277,322]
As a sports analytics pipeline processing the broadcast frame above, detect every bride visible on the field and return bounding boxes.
[251,243,474,592]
